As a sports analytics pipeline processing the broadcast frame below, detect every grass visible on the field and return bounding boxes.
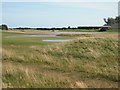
[3,37,54,46]
[56,33,92,37]
[2,30,119,88]
[2,31,24,37]
[2,31,72,46]
[58,29,119,32]
[59,29,100,32]
[3,29,119,33]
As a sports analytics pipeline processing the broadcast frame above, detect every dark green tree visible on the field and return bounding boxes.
[115,16,120,23]
[68,26,70,29]
[0,25,1,29]
[104,16,120,26]
[104,17,115,26]
[1,24,8,30]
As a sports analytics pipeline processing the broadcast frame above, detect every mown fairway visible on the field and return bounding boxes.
[2,30,119,88]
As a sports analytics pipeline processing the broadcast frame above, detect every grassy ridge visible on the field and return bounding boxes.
[2,32,118,88]
[58,29,118,32]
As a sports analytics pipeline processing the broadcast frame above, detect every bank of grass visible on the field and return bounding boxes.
[59,29,99,32]
[59,29,118,32]
[2,31,118,88]
[57,33,92,37]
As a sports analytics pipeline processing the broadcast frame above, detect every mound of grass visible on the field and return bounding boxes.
[2,32,118,88]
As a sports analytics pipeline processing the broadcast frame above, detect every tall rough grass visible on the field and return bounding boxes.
[2,34,118,88]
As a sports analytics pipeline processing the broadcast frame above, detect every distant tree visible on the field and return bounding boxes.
[1,24,8,30]
[68,26,70,29]
[104,17,115,26]
[0,25,2,29]
[62,27,67,30]
[104,16,120,26]
[115,16,120,23]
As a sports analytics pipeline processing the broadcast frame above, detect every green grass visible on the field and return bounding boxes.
[2,31,23,37]
[2,31,118,88]
[58,29,119,32]
[2,31,72,46]
[3,37,54,46]
[106,29,119,32]
[59,29,99,32]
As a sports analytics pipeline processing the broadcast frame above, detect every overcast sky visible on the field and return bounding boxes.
[1,1,119,28]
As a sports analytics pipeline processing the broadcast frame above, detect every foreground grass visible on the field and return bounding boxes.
[2,31,118,88]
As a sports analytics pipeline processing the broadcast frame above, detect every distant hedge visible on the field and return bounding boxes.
[0,24,8,30]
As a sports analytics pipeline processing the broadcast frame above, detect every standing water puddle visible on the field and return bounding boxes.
[5,34,72,42]
[42,40,71,42]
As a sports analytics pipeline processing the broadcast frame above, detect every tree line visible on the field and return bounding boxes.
[1,16,120,30]
[0,26,106,30]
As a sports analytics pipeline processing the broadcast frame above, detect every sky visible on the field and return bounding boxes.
[1,0,120,2]
[1,1,119,28]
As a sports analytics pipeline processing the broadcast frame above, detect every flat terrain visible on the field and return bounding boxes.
[2,30,119,88]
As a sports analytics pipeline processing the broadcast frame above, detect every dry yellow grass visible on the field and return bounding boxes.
[2,32,118,88]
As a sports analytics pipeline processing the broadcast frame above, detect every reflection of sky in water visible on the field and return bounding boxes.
[42,40,71,42]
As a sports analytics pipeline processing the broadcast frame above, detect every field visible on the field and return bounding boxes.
[2,30,119,88]
[58,29,118,32]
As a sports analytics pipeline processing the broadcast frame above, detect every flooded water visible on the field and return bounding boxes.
[5,34,72,42]
[42,40,71,42]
